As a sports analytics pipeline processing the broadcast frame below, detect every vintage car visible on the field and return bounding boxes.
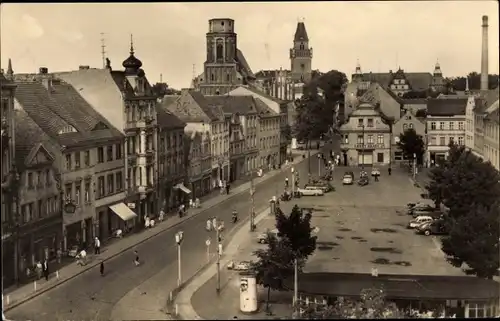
[297,186,325,196]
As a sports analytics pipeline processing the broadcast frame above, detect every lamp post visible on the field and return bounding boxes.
[175,231,184,286]
[291,167,295,198]
[361,124,366,169]
[249,172,256,232]
[317,154,322,177]
[214,218,223,293]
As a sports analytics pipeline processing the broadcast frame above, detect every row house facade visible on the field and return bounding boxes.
[392,109,426,162]
[255,100,281,169]
[339,102,392,166]
[425,98,467,165]
[1,69,20,286]
[56,45,159,229]
[165,89,230,188]
[156,106,189,212]
[9,69,124,284]
[228,85,289,166]
[184,130,212,200]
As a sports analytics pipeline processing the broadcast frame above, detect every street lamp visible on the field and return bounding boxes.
[249,172,256,232]
[317,154,322,177]
[214,218,223,293]
[291,167,295,198]
[175,231,184,286]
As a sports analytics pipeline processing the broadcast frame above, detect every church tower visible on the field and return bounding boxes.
[431,61,444,92]
[290,21,313,83]
[200,18,240,95]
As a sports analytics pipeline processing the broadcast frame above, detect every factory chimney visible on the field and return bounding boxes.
[481,15,489,91]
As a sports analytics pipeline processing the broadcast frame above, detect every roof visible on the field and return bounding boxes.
[13,108,59,169]
[294,22,309,42]
[288,272,499,301]
[254,98,278,117]
[236,49,255,79]
[204,95,258,115]
[401,98,428,105]
[163,89,218,123]
[427,98,467,116]
[358,72,433,91]
[254,69,291,79]
[244,85,286,104]
[54,69,125,133]
[156,106,185,129]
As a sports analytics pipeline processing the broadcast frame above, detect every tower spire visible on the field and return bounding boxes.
[130,34,134,55]
[7,58,13,75]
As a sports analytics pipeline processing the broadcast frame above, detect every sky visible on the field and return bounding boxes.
[1,1,499,89]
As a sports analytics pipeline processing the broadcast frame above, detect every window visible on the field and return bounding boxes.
[36,171,42,187]
[439,122,445,130]
[377,153,384,163]
[458,121,464,130]
[449,122,454,130]
[107,174,114,194]
[403,124,408,131]
[66,154,72,170]
[98,176,105,198]
[46,198,50,215]
[75,184,81,206]
[467,301,496,318]
[27,172,34,189]
[357,135,364,144]
[458,136,464,145]
[107,145,113,161]
[65,183,72,200]
[84,181,90,203]
[116,144,122,159]
[216,43,223,60]
[377,134,384,144]
[439,136,446,146]
[97,147,104,163]
[367,118,374,127]
[84,150,90,166]
[430,136,436,146]
[24,203,33,223]
[116,171,123,191]
[367,134,374,144]
[37,200,43,218]
[357,119,364,127]
[430,122,436,130]
[45,169,51,186]
[409,123,414,129]
[75,152,81,169]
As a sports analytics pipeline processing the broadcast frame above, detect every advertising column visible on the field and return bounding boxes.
[239,272,258,313]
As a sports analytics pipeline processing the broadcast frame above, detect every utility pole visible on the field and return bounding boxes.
[100,32,106,69]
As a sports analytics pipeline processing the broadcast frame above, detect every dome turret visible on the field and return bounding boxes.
[122,34,142,74]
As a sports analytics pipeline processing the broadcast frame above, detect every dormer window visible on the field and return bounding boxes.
[137,78,145,92]
[58,125,77,134]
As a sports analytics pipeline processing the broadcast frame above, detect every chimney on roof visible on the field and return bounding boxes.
[38,67,53,91]
[481,15,489,91]
[79,65,90,70]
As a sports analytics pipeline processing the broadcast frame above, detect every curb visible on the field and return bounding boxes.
[5,153,314,312]
[172,204,273,320]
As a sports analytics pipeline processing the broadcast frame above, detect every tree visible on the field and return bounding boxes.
[441,202,500,279]
[151,82,180,98]
[446,73,499,91]
[275,205,317,260]
[397,128,425,165]
[294,84,327,142]
[296,287,446,319]
[251,234,296,311]
[415,109,427,118]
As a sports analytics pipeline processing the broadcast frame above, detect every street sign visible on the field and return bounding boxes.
[206,239,211,246]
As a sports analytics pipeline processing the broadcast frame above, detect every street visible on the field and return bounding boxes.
[5,150,327,321]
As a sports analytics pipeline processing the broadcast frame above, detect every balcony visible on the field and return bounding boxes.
[354,143,385,150]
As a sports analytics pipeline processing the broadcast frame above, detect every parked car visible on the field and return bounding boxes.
[407,215,434,229]
[343,174,354,185]
[297,187,324,196]
[305,183,333,193]
[371,168,381,176]
[227,260,252,271]
[415,219,448,236]
[408,204,435,215]
[344,171,355,179]
[257,229,279,244]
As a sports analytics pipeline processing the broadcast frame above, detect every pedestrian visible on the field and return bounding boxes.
[134,250,140,266]
[285,177,289,187]
[43,259,49,281]
[36,260,43,279]
[94,236,101,255]
[178,205,183,218]
[212,217,217,230]
[100,261,104,276]
[388,167,392,176]
[226,184,230,195]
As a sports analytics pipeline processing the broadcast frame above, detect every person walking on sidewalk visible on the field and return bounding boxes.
[100,261,104,276]
[43,259,49,281]
[94,237,101,255]
[206,218,212,232]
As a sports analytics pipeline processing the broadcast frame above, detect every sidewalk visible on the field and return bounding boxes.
[174,202,298,320]
[3,151,313,312]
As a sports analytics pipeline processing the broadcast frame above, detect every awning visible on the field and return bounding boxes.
[109,203,138,221]
[174,183,192,194]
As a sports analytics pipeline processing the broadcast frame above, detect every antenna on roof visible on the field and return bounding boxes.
[100,32,107,69]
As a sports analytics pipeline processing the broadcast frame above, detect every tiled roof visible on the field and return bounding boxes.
[236,49,255,80]
[359,72,433,91]
[401,98,427,105]
[289,272,499,301]
[254,98,278,117]
[294,22,309,42]
[55,69,125,133]
[204,95,258,115]
[427,98,467,116]
[244,85,286,104]
[156,106,185,129]
[163,90,214,123]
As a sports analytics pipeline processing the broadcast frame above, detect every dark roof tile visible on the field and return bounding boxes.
[204,95,258,115]
[156,106,186,129]
[294,22,309,42]
[427,98,467,116]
